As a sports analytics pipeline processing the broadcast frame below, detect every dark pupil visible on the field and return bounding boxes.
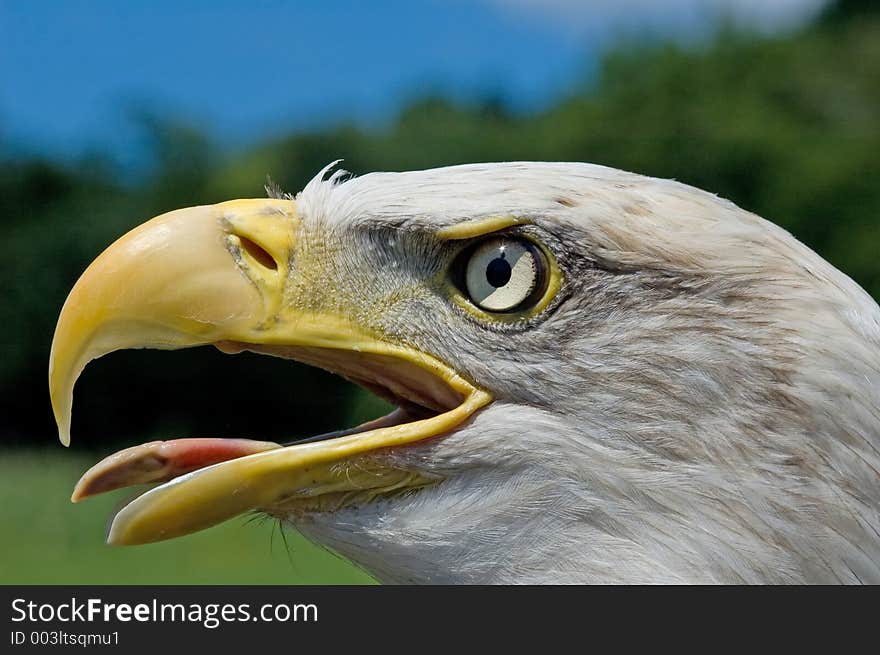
[485,254,512,288]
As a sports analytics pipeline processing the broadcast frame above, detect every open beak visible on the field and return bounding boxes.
[49,199,490,545]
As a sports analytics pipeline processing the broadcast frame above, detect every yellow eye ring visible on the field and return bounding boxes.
[449,234,561,320]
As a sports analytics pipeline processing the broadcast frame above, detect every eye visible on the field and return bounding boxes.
[461,237,548,313]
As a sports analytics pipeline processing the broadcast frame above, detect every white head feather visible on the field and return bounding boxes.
[282,162,880,584]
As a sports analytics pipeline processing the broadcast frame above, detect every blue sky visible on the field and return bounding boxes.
[1,0,826,158]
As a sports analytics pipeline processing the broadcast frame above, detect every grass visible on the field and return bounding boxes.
[0,448,375,584]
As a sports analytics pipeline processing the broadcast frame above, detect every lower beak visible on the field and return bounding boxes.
[49,199,489,545]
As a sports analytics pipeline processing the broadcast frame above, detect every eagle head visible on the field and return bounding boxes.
[50,162,880,583]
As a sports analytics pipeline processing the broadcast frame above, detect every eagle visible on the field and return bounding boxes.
[49,162,880,584]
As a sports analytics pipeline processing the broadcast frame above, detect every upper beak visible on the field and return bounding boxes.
[50,199,296,446]
[49,199,489,545]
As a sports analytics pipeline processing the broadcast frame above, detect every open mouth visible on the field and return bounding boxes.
[66,342,488,546]
[48,199,491,545]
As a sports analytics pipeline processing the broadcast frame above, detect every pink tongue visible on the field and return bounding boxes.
[71,438,279,502]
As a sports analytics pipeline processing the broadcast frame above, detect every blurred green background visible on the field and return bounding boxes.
[1,0,878,583]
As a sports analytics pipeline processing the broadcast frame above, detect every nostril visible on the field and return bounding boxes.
[238,236,278,271]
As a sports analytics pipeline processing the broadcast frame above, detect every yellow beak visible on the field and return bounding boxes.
[49,199,490,545]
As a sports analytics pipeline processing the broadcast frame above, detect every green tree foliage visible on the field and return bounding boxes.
[3,2,878,445]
